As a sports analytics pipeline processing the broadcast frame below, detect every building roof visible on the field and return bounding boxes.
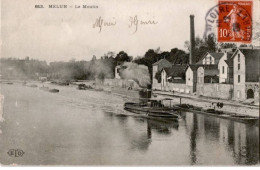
[204,69,219,76]
[224,52,234,67]
[162,65,187,77]
[240,49,260,60]
[152,59,172,72]
[196,52,224,65]
[230,48,260,58]
[241,49,260,82]
[210,52,225,60]
[186,64,204,72]
[198,64,219,76]
[152,58,171,66]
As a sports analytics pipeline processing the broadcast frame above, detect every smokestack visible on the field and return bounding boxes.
[190,15,195,64]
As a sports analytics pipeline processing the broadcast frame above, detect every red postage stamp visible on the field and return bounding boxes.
[218,0,252,43]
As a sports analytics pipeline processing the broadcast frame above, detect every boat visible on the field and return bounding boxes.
[49,89,59,93]
[77,83,95,90]
[77,84,87,90]
[173,104,258,124]
[124,98,181,120]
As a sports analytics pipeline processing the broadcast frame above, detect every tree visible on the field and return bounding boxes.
[184,35,217,63]
[91,55,97,63]
[97,72,105,81]
[115,51,132,64]
[206,35,217,52]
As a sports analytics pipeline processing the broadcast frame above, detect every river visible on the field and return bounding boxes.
[0,83,259,165]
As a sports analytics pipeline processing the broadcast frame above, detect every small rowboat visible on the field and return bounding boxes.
[124,98,181,120]
[173,104,258,124]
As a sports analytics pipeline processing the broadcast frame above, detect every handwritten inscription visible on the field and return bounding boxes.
[92,15,158,33]
[34,5,158,33]
[93,16,117,33]
[129,15,158,34]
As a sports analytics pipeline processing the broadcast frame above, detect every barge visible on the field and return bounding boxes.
[124,98,181,120]
[173,104,258,124]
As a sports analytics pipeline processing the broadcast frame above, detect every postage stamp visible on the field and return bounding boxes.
[204,0,253,43]
[218,0,252,43]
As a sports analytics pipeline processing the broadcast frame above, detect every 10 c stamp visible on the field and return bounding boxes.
[204,0,252,43]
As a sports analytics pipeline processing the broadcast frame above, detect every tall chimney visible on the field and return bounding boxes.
[190,15,195,64]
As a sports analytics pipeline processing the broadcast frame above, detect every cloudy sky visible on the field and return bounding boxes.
[1,0,259,62]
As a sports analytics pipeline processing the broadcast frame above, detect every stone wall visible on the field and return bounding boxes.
[103,79,140,89]
[166,83,189,93]
[197,83,233,99]
[152,82,161,90]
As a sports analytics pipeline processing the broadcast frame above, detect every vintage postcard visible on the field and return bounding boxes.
[0,0,259,166]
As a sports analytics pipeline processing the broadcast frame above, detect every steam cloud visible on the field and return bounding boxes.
[120,62,150,87]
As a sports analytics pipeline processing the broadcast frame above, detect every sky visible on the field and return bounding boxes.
[1,0,259,62]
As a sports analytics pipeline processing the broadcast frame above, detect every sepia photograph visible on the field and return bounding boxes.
[0,0,259,166]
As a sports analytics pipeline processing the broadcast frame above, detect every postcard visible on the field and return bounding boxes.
[0,0,259,166]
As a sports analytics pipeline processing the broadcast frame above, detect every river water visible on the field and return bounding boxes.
[0,83,259,165]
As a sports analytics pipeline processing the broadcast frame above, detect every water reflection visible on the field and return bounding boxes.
[189,114,198,165]
[184,112,259,165]
[130,119,179,151]
[147,119,179,135]
[105,108,258,165]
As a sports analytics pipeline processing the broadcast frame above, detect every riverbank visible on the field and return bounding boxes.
[1,79,259,118]
[154,90,259,118]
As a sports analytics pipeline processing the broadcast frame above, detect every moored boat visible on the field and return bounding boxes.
[124,98,181,120]
[173,104,258,124]
[49,89,59,93]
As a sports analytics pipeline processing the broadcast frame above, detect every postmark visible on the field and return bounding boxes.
[204,0,252,43]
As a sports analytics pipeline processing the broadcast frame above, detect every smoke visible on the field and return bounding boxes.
[93,59,114,80]
[120,62,150,87]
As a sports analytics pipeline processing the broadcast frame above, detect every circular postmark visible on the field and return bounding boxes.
[204,1,252,43]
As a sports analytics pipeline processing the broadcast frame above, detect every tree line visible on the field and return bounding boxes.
[1,36,242,81]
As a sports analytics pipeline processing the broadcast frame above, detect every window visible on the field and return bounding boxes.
[238,54,240,62]
[238,64,240,70]
[209,57,212,64]
[238,75,240,83]
[222,66,225,74]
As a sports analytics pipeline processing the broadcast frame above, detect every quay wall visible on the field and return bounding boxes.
[155,82,191,94]
[197,83,233,100]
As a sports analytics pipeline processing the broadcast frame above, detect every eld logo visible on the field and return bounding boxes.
[7,149,25,157]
